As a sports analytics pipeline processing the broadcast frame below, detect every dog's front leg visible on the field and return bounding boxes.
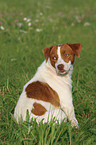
[61,102,79,128]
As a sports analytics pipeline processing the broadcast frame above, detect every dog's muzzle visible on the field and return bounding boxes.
[56,63,71,76]
[57,64,65,73]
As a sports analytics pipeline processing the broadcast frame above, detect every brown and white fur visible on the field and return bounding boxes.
[14,43,81,127]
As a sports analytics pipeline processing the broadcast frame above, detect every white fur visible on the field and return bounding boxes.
[14,53,79,127]
[57,46,61,58]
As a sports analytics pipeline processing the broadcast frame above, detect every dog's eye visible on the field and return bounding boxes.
[52,56,57,60]
[65,54,70,57]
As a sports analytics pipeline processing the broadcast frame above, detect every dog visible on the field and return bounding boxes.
[14,43,81,128]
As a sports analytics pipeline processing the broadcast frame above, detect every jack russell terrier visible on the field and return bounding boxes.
[14,43,81,128]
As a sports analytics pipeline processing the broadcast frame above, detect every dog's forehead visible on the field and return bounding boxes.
[50,45,58,56]
[51,44,72,55]
[60,44,73,53]
[50,45,58,51]
[59,44,72,51]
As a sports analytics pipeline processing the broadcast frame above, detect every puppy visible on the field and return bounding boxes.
[14,43,81,127]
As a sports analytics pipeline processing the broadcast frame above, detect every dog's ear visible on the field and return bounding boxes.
[42,46,53,61]
[67,43,82,57]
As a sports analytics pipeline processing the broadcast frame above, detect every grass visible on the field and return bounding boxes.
[0,0,96,144]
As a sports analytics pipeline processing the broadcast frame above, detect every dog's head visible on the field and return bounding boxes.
[43,43,81,75]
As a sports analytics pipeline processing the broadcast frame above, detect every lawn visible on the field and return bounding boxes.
[0,0,96,144]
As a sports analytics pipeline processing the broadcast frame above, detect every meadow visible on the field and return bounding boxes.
[0,0,96,144]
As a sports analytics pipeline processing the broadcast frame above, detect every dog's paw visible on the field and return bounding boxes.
[71,118,79,128]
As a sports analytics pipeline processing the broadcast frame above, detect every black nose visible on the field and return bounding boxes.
[57,64,64,70]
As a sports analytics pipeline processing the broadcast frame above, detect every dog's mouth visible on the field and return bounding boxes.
[56,68,70,76]
[56,67,71,76]
[55,62,72,76]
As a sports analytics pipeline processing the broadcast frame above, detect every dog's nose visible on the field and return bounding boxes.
[57,64,64,70]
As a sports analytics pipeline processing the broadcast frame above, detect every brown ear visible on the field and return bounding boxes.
[42,46,53,61]
[67,43,82,57]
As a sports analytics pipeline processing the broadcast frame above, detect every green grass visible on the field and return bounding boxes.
[0,0,96,144]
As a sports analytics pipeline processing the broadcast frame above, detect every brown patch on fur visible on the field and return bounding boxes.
[32,102,47,116]
[67,43,81,58]
[60,44,75,64]
[42,46,53,62]
[50,46,58,67]
[43,46,58,67]
[25,81,60,107]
